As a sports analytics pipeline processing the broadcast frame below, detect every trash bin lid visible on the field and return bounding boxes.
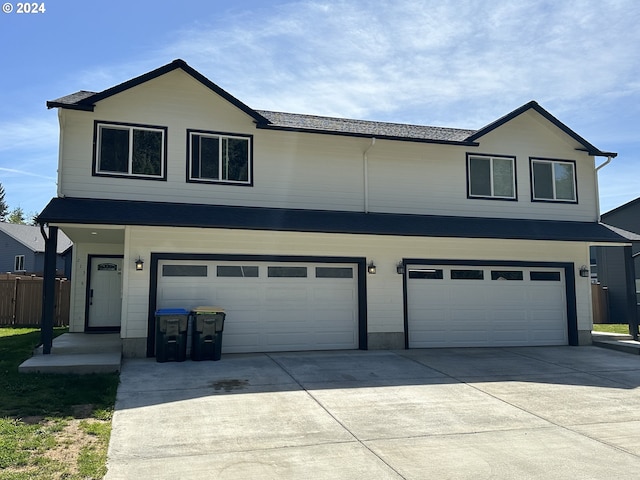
[155,308,190,315]
[193,306,225,314]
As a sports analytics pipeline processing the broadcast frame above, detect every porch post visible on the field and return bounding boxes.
[40,225,58,354]
[624,245,638,340]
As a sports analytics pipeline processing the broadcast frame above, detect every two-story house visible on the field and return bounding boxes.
[0,222,72,277]
[38,59,630,357]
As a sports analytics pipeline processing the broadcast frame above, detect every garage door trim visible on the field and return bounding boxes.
[401,258,577,348]
[147,253,368,357]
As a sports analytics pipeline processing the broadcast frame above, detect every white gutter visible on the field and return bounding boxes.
[594,155,613,221]
[363,138,376,213]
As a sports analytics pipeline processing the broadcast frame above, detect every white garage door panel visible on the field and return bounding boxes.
[157,260,358,353]
[408,265,568,348]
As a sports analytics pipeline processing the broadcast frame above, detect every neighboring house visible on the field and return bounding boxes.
[593,197,640,323]
[39,59,630,357]
[0,222,72,278]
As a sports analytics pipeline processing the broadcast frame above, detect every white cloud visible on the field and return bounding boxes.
[152,0,640,130]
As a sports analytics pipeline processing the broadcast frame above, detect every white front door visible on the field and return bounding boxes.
[87,257,123,330]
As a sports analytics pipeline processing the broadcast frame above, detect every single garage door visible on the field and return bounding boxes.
[157,260,359,353]
[407,265,568,348]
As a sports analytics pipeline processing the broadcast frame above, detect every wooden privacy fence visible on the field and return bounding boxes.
[591,282,609,324]
[0,274,70,327]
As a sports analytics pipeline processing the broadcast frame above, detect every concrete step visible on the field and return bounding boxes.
[18,352,122,374]
[592,332,640,355]
[19,333,122,374]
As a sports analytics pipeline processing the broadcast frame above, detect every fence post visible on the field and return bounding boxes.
[12,277,19,325]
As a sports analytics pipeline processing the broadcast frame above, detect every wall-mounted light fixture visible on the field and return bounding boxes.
[579,265,589,277]
[135,257,144,271]
[396,261,405,275]
[367,261,377,275]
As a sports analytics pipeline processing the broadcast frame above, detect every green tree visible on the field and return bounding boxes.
[0,183,8,221]
[7,207,26,224]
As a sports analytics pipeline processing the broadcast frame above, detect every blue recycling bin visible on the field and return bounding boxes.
[155,308,189,362]
[191,307,225,361]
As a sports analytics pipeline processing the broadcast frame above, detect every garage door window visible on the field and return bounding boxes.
[451,269,484,280]
[315,267,353,278]
[217,266,259,277]
[530,271,561,281]
[491,270,523,281]
[268,266,307,277]
[162,265,207,277]
[408,269,443,279]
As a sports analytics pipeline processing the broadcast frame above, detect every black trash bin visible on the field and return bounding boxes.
[191,306,225,361]
[155,308,189,362]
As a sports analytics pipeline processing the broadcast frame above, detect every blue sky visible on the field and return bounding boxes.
[0,0,638,217]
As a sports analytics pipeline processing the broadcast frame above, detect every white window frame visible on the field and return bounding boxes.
[14,255,25,272]
[94,122,166,179]
[188,130,252,185]
[531,158,577,202]
[467,154,516,200]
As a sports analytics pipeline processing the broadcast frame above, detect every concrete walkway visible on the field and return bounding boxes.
[106,346,640,479]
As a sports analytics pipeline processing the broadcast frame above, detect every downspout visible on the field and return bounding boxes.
[363,138,376,213]
[594,155,613,221]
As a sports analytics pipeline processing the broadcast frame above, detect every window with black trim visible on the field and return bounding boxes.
[451,269,484,280]
[315,267,353,278]
[467,154,516,199]
[188,130,252,184]
[94,122,166,179]
[531,158,576,202]
[491,270,523,281]
[217,266,259,277]
[530,271,561,281]
[268,266,307,278]
[14,255,25,272]
[162,265,207,277]
[408,269,443,279]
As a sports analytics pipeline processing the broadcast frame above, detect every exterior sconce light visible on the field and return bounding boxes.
[135,257,144,271]
[367,261,377,274]
[579,265,589,278]
[396,262,405,275]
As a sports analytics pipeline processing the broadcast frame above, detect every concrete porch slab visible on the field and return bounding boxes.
[18,333,122,374]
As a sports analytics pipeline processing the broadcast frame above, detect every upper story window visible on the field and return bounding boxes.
[467,154,516,200]
[530,158,576,202]
[94,121,167,180]
[188,130,252,185]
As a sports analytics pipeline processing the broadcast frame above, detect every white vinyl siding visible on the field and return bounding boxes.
[57,70,599,222]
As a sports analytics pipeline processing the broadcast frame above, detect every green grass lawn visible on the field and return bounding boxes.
[0,327,119,480]
[592,323,631,334]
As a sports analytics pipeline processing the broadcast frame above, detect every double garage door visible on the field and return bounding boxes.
[156,259,569,353]
[407,265,568,348]
[157,260,359,353]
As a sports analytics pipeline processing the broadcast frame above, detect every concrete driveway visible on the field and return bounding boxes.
[105,347,640,479]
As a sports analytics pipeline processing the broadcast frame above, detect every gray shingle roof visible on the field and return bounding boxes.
[255,110,476,143]
[0,222,72,254]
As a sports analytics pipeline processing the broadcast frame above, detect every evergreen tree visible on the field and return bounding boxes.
[0,183,8,222]
[7,207,26,225]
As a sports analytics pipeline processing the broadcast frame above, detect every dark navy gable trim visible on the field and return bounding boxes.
[467,101,617,158]
[47,59,270,125]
